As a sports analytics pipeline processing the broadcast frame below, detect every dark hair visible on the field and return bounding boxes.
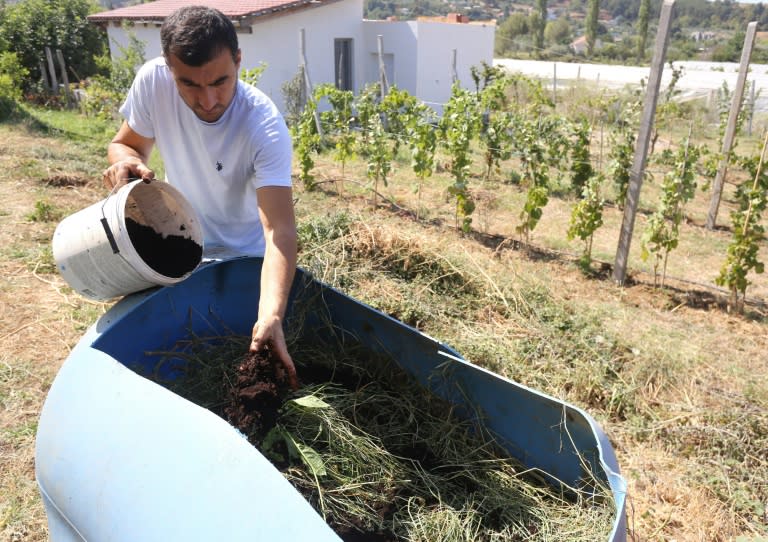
[161,6,238,66]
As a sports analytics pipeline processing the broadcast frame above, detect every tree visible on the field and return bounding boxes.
[636,0,650,62]
[533,0,547,57]
[585,0,600,56]
[0,0,106,91]
[544,17,571,46]
[710,31,746,63]
[495,12,530,56]
[504,11,530,36]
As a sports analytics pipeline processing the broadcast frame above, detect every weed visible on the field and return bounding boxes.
[26,200,61,223]
[0,419,37,448]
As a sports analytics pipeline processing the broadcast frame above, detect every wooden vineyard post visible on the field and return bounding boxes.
[378,35,389,97]
[299,28,322,137]
[451,49,458,84]
[45,47,58,93]
[552,62,557,108]
[706,21,758,231]
[38,60,50,91]
[612,0,675,284]
[55,49,72,108]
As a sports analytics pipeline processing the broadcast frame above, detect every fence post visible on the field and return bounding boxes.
[451,48,458,84]
[55,49,72,108]
[378,35,389,98]
[44,47,58,93]
[552,62,557,107]
[299,28,323,137]
[38,60,50,91]
[706,21,758,230]
[612,0,675,284]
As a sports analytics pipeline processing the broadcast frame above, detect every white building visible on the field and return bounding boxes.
[88,0,496,113]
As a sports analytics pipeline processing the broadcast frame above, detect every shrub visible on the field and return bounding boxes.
[0,52,27,120]
[81,33,145,120]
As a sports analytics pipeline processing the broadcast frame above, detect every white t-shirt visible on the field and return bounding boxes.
[119,56,292,256]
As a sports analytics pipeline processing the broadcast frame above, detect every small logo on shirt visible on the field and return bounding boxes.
[216,161,223,172]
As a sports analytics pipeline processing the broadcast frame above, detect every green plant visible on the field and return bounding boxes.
[293,94,321,191]
[82,32,145,120]
[27,200,61,222]
[362,113,392,208]
[239,62,267,87]
[567,173,605,265]
[315,83,355,181]
[352,83,380,149]
[607,100,640,209]
[641,136,701,287]
[716,147,768,312]
[477,72,513,182]
[517,185,549,242]
[0,0,107,93]
[470,61,508,94]
[378,86,421,157]
[479,112,513,182]
[511,114,567,241]
[281,69,306,128]
[569,117,593,194]
[651,63,684,156]
[439,83,480,232]
[408,112,437,220]
[0,51,27,119]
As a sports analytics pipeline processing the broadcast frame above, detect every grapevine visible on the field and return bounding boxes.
[716,136,768,312]
[439,83,481,232]
[293,93,321,191]
[641,133,701,287]
[567,173,605,267]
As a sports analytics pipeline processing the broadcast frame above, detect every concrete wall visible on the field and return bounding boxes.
[361,19,495,113]
[106,23,163,60]
[243,0,365,106]
[361,21,417,94]
[413,21,495,111]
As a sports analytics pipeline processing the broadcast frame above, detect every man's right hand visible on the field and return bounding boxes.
[102,159,155,190]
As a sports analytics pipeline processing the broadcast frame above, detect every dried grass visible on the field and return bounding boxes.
[153,329,615,542]
[2,108,767,541]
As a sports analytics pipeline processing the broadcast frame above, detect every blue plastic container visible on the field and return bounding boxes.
[35,256,627,541]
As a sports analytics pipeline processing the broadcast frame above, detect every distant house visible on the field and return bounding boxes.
[570,35,602,55]
[87,0,496,113]
[690,30,717,42]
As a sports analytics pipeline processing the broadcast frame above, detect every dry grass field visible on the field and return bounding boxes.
[1,103,767,541]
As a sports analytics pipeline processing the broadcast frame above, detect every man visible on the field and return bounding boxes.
[102,5,298,388]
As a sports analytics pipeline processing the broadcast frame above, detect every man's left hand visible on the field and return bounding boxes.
[250,316,298,390]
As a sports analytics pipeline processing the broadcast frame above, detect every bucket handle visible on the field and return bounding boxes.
[100,179,140,254]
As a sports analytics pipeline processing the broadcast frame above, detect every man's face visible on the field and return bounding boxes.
[166,48,241,123]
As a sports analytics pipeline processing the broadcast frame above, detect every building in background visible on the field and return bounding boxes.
[88,0,495,114]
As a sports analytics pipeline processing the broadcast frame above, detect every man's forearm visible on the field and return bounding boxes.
[103,122,156,188]
[258,228,298,323]
[107,141,149,166]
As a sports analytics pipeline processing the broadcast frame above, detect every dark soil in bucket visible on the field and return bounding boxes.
[125,217,202,278]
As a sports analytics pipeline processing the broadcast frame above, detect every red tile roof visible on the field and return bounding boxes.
[88,0,323,23]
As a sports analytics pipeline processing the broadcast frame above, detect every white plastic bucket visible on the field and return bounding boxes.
[53,180,203,300]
